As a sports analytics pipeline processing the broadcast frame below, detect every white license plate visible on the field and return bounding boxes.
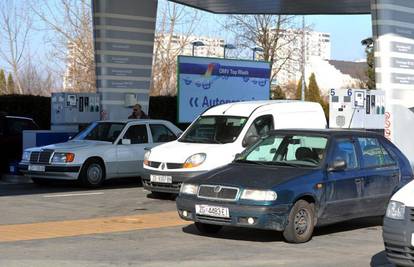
[28,165,45,172]
[195,204,230,218]
[150,174,172,184]
[412,233,414,247]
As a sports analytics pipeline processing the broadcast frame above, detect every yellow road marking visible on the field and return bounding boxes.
[0,211,190,243]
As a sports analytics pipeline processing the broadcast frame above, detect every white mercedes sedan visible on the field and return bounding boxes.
[19,120,182,187]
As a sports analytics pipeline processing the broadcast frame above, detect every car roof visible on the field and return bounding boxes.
[202,100,322,117]
[5,116,34,121]
[269,128,384,138]
[95,119,171,124]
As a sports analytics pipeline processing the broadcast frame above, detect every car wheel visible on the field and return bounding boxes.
[31,178,50,185]
[80,159,105,188]
[195,222,222,234]
[283,200,315,243]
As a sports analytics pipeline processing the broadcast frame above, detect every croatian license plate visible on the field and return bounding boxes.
[150,174,172,184]
[195,204,230,218]
[28,165,45,172]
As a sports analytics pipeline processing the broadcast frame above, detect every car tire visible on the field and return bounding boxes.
[79,159,105,188]
[31,178,50,185]
[195,222,222,234]
[283,200,315,243]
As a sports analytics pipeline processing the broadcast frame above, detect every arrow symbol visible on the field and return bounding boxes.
[189,97,199,107]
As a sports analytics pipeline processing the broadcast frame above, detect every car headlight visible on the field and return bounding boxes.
[180,183,199,195]
[144,150,151,166]
[51,152,75,163]
[240,189,277,201]
[386,201,406,220]
[183,153,206,168]
[22,151,31,162]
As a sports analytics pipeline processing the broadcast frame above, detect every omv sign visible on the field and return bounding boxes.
[177,56,271,123]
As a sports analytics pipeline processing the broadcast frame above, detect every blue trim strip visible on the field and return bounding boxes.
[179,63,270,78]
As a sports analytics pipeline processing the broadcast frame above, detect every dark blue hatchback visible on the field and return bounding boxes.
[176,129,413,243]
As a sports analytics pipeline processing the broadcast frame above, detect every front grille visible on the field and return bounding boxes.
[198,185,239,201]
[143,180,182,190]
[30,152,40,162]
[385,243,414,262]
[147,162,182,169]
[196,215,232,224]
[29,150,53,164]
[148,161,161,168]
[167,163,183,169]
[410,208,414,221]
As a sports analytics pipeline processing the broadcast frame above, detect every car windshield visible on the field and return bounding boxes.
[179,116,248,144]
[238,134,328,167]
[73,122,126,142]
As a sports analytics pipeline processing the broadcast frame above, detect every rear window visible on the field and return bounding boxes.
[358,137,396,167]
[7,118,37,135]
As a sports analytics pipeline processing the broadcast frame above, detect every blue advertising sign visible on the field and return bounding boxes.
[177,56,271,123]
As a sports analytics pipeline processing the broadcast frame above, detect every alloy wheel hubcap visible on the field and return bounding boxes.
[87,164,102,184]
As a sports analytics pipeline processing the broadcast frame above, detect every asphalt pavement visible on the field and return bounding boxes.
[0,177,394,267]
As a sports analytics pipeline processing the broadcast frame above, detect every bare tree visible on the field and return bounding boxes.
[151,1,201,96]
[19,56,57,96]
[0,0,32,94]
[31,0,95,92]
[224,15,303,82]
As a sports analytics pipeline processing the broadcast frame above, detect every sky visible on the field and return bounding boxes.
[306,15,372,61]
[0,1,373,75]
[193,12,373,62]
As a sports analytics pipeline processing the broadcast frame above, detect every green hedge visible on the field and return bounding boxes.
[0,95,189,130]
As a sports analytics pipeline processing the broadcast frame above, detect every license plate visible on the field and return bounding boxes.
[150,174,172,184]
[195,204,230,218]
[28,165,45,172]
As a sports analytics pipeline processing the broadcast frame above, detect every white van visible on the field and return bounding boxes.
[142,100,327,194]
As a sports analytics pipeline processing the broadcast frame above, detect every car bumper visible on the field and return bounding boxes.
[18,163,81,180]
[383,214,414,266]
[176,196,291,231]
[142,169,207,193]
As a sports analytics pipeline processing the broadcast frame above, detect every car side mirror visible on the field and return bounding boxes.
[234,153,242,160]
[121,139,131,145]
[328,159,347,172]
[242,135,260,148]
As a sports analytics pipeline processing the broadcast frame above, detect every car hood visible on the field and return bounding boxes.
[189,163,316,189]
[149,140,236,163]
[29,140,111,152]
[391,180,414,207]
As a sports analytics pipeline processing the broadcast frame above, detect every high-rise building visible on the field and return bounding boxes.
[62,39,95,92]
[62,41,78,91]
[154,34,225,58]
[275,29,331,86]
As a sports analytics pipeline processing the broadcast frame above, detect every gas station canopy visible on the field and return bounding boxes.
[170,0,371,14]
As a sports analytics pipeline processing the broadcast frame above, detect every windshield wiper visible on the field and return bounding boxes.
[179,138,198,143]
[267,161,308,168]
[234,159,267,166]
[180,137,223,144]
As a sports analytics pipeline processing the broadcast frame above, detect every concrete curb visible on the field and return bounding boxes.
[0,174,32,184]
